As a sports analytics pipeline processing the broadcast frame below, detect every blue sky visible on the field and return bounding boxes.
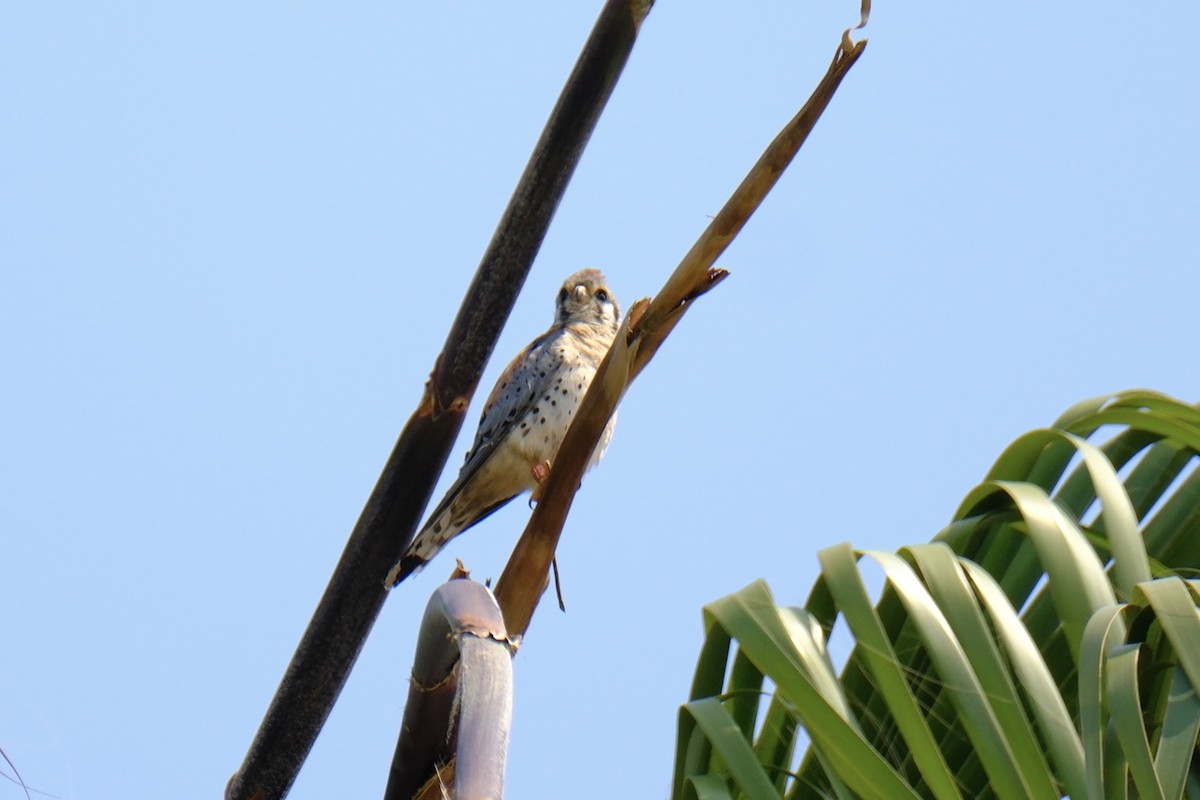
[3,2,1198,798]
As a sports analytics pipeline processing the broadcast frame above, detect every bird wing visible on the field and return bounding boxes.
[470,329,566,457]
[412,328,566,540]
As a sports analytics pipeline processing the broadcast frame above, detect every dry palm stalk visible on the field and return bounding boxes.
[495,37,869,638]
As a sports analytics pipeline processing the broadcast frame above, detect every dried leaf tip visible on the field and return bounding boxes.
[841,0,871,52]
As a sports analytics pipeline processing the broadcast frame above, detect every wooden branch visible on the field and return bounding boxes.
[495,37,868,639]
[226,4,654,798]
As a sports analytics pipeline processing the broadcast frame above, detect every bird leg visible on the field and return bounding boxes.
[528,460,552,505]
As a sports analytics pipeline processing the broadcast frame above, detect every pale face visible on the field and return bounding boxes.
[554,269,620,333]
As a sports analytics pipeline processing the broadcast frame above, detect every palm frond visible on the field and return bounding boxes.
[673,390,1200,799]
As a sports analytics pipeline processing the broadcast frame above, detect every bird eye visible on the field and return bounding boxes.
[595,289,610,303]
[557,288,569,304]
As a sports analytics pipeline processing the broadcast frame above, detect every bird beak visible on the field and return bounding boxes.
[573,284,588,301]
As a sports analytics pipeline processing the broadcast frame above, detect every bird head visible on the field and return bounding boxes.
[554,269,620,333]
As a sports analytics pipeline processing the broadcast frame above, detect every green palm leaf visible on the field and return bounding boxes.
[672,390,1200,799]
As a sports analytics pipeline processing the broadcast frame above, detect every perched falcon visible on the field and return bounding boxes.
[386,269,620,587]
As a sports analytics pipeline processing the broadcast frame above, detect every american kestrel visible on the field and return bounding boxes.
[386,269,620,587]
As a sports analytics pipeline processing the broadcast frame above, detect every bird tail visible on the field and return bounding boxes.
[385,551,428,587]
[384,494,518,588]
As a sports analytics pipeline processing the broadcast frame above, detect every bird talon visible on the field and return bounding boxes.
[531,461,551,483]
